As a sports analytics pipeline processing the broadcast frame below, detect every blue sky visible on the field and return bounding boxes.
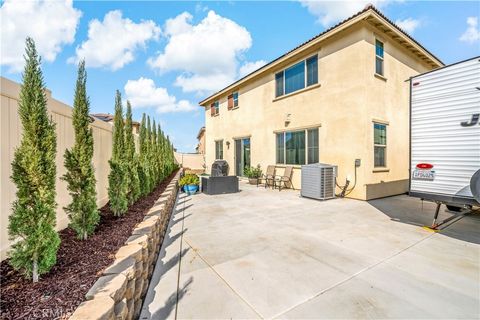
[1,1,479,152]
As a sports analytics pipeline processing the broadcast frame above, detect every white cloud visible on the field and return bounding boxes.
[69,10,160,70]
[148,10,253,94]
[174,73,235,93]
[239,60,267,78]
[395,18,421,34]
[0,0,81,73]
[164,12,193,37]
[299,0,395,27]
[459,17,480,44]
[124,77,196,114]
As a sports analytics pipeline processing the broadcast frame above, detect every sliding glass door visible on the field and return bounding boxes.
[234,138,250,176]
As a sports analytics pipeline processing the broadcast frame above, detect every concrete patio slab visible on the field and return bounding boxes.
[141,182,480,319]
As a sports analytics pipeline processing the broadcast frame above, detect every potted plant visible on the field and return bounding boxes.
[180,174,200,195]
[244,165,262,185]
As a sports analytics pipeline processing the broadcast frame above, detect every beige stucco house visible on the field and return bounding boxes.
[199,5,443,200]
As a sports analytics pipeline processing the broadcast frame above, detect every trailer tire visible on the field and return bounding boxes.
[446,205,462,212]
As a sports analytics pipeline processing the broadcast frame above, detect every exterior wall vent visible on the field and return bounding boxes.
[301,163,337,200]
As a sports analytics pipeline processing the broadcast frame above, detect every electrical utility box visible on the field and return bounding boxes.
[301,163,337,200]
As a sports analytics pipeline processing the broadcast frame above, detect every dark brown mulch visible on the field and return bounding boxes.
[0,170,178,320]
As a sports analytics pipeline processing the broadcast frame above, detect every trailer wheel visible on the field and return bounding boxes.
[446,205,462,212]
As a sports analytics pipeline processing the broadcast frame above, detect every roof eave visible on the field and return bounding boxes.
[198,10,370,107]
[199,7,443,107]
[365,11,443,67]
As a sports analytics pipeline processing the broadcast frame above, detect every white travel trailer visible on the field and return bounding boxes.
[410,56,480,227]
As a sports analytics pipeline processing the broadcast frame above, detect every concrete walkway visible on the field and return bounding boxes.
[140,182,480,319]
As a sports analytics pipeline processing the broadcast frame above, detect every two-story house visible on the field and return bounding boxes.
[199,5,443,200]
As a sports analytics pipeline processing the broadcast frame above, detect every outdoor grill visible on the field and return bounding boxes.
[211,160,229,177]
[202,160,238,195]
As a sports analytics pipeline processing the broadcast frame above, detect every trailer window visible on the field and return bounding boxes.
[374,123,386,167]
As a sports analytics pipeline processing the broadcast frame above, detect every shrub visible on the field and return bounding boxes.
[244,165,263,179]
[9,38,60,282]
[138,114,150,196]
[179,174,200,187]
[108,91,128,216]
[124,101,140,204]
[62,60,99,240]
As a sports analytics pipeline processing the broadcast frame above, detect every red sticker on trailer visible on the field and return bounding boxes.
[416,163,433,169]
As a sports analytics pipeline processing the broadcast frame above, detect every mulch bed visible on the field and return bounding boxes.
[0,170,178,320]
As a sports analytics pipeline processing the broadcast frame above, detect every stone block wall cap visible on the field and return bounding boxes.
[125,234,149,246]
[103,256,136,280]
[132,228,151,237]
[115,243,143,261]
[70,295,115,320]
[138,214,160,227]
[145,209,163,218]
[148,203,165,212]
[153,200,168,207]
[141,215,159,225]
[85,273,127,302]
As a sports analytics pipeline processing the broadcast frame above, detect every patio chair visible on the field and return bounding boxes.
[274,166,294,191]
[257,165,276,188]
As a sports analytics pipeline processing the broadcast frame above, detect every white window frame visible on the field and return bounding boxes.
[275,54,318,97]
[276,127,319,165]
[233,92,239,108]
[215,139,223,160]
[375,39,384,76]
[373,122,387,168]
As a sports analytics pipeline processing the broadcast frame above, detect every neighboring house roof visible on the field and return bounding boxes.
[91,113,140,126]
[199,5,444,106]
[197,126,205,140]
[91,113,114,122]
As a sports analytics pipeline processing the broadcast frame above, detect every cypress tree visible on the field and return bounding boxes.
[146,116,154,192]
[166,135,173,173]
[108,91,128,216]
[125,101,140,204]
[8,38,60,282]
[112,91,125,160]
[138,113,150,196]
[62,60,99,240]
[151,119,158,184]
[157,124,164,181]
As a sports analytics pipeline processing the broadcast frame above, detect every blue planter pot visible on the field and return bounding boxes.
[185,184,199,195]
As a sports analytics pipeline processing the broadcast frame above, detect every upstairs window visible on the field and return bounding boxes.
[211,101,219,116]
[285,61,305,95]
[275,72,284,97]
[374,123,387,167]
[228,92,239,110]
[375,40,384,76]
[215,140,223,160]
[306,55,318,86]
[275,54,318,97]
[233,92,239,107]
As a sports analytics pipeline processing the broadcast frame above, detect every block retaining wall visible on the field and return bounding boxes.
[70,171,180,320]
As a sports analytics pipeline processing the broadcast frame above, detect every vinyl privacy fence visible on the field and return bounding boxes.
[0,77,137,260]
